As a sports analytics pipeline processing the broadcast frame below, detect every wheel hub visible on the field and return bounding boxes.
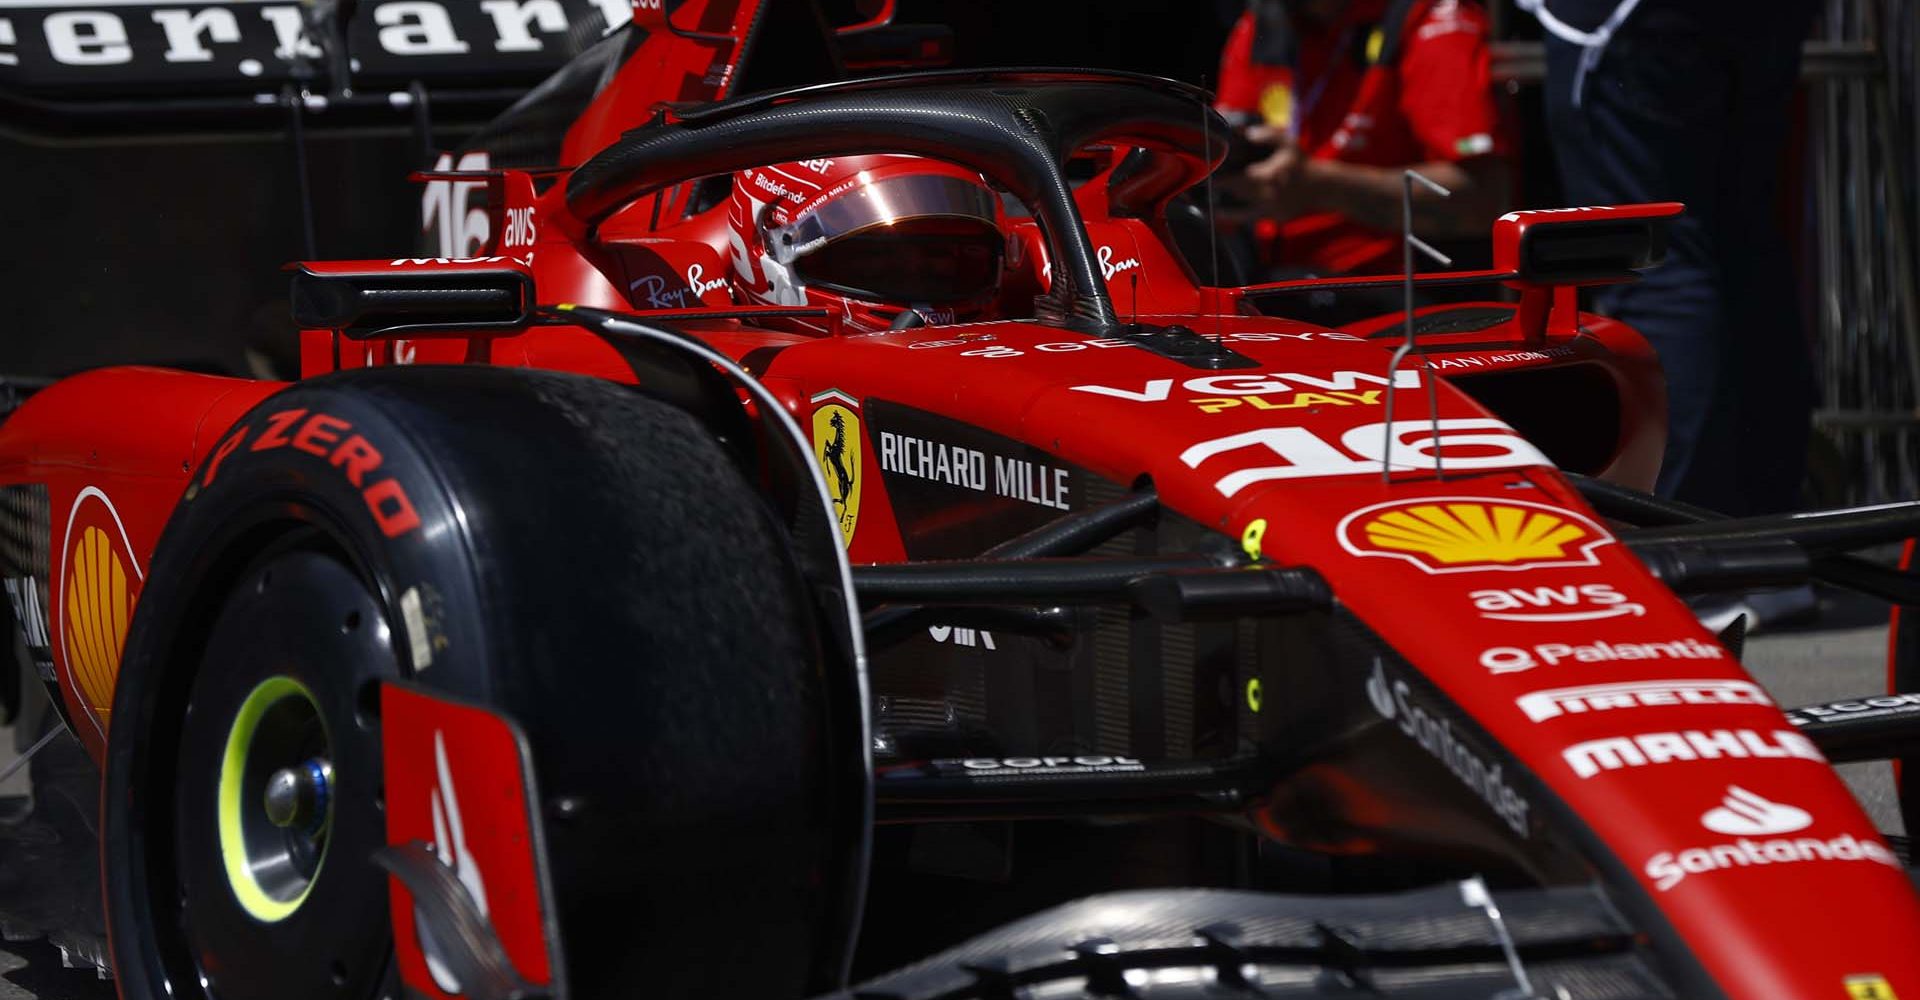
[263,758,333,835]
[217,677,333,924]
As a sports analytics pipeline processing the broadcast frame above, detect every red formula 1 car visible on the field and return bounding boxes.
[2,2,1919,999]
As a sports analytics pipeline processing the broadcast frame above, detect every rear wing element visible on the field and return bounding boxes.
[1233,202,1685,341]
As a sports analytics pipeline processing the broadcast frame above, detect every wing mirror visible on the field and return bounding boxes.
[1493,203,1684,287]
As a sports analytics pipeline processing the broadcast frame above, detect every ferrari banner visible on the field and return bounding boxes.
[0,0,630,92]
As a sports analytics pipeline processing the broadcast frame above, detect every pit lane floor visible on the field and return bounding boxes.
[0,617,1905,999]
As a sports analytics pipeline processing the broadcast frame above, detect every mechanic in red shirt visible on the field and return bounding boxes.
[1216,0,1511,278]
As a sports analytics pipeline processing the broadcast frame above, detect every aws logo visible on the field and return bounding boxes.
[811,390,862,547]
[1337,497,1613,574]
[59,487,143,731]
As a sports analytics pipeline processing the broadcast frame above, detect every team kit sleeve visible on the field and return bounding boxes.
[1395,0,1506,161]
[1214,11,1268,124]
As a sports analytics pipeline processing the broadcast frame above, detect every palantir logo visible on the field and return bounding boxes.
[1701,785,1812,836]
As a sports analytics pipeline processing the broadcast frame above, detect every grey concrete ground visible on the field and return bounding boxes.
[0,616,1904,998]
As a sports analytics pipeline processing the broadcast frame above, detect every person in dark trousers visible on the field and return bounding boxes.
[1523,0,1821,519]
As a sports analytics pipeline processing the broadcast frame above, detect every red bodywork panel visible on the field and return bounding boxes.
[0,4,1909,997]
[382,683,557,997]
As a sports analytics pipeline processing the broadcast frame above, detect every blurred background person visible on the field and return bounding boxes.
[1216,0,1513,301]
[1522,0,1821,517]
[1521,0,1823,626]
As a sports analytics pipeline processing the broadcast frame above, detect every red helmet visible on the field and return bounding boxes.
[726,155,1006,333]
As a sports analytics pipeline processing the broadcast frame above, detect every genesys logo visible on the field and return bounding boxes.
[1563,728,1824,779]
[1517,678,1771,723]
[917,330,1364,360]
[1338,497,1611,574]
[1185,422,1552,498]
[1471,583,1645,622]
[1480,637,1724,675]
[1644,786,1898,892]
[1367,659,1531,837]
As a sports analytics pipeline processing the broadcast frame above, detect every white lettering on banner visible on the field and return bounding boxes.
[1516,679,1771,723]
[1642,786,1896,891]
[478,0,567,52]
[151,7,240,63]
[1367,660,1531,836]
[30,2,633,71]
[0,20,16,68]
[1479,637,1724,675]
[1471,583,1645,622]
[258,5,323,60]
[45,10,131,65]
[1562,728,1825,779]
[376,1,471,55]
[1072,370,1419,403]
[1180,419,1552,497]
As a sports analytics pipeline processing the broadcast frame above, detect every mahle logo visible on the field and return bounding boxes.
[811,391,862,547]
[1338,497,1613,574]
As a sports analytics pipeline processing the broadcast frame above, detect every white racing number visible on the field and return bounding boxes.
[422,151,490,258]
[1180,419,1552,497]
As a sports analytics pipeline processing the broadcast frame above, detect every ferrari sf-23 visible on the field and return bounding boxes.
[1,6,1919,1000]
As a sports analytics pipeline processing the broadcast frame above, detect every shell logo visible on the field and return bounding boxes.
[59,488,143,731]
[1336,496,1614,574]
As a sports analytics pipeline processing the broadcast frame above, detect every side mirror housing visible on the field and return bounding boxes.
[1493,202,1685,287]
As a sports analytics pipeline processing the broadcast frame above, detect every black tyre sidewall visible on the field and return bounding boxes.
[105,366,836,1000]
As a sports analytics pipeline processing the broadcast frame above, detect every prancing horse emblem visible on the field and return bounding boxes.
[811,398,862,546]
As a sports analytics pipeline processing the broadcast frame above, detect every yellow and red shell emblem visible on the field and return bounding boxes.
[1336,496,1613,574]
[59,488,143,730]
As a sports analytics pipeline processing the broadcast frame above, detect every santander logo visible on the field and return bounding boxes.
[420,730,488,994]
[1701,785,1812,836]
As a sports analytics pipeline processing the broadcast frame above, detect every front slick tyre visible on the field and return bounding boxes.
[103,366,836,1000]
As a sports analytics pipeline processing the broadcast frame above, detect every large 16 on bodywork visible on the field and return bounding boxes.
[1,2,1919,999]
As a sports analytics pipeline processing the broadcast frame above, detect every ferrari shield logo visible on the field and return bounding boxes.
[1336,497,1613,574]
[1846,975,1899,1000]
[811,395,861,547]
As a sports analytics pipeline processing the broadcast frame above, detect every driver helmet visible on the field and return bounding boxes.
[727,154,1006,333]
